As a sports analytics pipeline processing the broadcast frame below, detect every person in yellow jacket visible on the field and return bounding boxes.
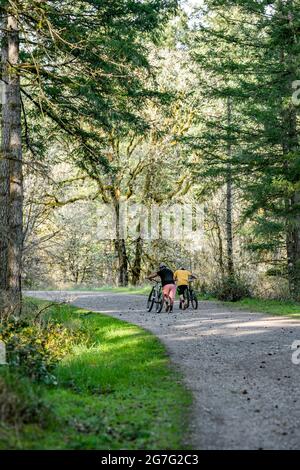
[174,267,197,310]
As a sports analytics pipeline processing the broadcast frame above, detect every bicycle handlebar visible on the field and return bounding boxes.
[149,279,161,284]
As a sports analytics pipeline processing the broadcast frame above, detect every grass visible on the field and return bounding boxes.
[0,298,191,450]
[224,297,300,318]
[25,285,150,295]
[198,293,300,318]
[68,285,150,295]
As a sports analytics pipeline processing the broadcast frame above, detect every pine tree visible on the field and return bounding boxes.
[0,7,23,315]
[190,0,300,298]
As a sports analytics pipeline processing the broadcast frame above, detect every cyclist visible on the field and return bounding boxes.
[174,266,197,310]
[147,263,176,312]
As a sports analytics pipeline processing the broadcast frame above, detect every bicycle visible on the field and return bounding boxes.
[147,280,163,313]
[180,280,198,310]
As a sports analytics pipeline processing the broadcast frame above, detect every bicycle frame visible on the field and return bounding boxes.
[147,280,163,313]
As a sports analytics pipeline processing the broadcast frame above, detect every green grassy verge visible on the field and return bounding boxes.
[0,298,191,450]
[224,297,300,318]
[69,285,150,295]
[198,294,300,318]
[26,285,150,295]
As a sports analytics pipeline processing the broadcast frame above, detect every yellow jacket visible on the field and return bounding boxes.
[174,269,192,286]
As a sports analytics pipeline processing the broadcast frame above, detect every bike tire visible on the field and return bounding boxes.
[184,288,190,309]
[147,287,155,312]
[156,292,163,313]
[191,293,198,310]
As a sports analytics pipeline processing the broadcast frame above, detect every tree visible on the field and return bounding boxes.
[190,0,300,298]
[0,8,23,315]
[226,97,234,277]
[0,0,178,311]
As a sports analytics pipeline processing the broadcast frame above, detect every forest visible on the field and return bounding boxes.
[1,0,300,314]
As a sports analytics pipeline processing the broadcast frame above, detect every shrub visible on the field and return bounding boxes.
[0,317,86,385]
[213,275,251,302]
[197,281,216,299]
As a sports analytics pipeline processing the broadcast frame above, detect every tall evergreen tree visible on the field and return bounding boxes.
[0,7,23,315]
[190,0,300,298]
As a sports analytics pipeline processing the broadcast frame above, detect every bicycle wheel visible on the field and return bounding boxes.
[147,287,155,312]
[156,291,163,313]
[191,292,198,310]
[183,288,190,309]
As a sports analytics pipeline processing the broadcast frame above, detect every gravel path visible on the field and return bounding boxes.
[27,290,300,450]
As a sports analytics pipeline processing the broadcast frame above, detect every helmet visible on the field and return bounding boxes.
[159,263,167,269]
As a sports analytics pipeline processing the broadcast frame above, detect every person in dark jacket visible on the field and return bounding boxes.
[147,263,176,312]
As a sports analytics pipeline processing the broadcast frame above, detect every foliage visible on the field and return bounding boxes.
[189,0,300,296]
[9,0,179,170]
[3,0,300,303]
[0,314,87,385]
[212,275,252,302]
[22,39,199,289]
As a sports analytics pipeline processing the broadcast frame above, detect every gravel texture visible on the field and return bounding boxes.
[27,290,300,450]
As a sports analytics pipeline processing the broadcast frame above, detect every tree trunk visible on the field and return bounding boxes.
[0,13,23,316]
[132,235,143,286]
[286,193,300,298]
[114,199,128,286]
[214,213,225,278]
[114,238,128,286]
[283,106,300,297]
[280,1,300,298]
[226,97,234,277]
[0,14,10,313]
